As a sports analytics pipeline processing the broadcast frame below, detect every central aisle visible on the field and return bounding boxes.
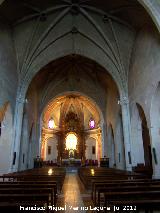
[56,168,95,213]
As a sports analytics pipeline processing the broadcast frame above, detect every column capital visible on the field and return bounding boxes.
[120,96,129,106]
[16,96,25,104]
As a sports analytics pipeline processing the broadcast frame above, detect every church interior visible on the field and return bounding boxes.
[0,0,160,212]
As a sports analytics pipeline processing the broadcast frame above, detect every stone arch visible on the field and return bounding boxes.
[19,49,124,101]
[130,103,145,167]
[11,33,132,172]
[150,82,160,178]
[42,91,104,124]
[41,92,104,161]
[107,124,116,168]
[136,103,153,171]
[137,0,160,33]
[12,0,160,102]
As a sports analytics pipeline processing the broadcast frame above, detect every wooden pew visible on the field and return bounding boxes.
[0,174,64,191]
[0,187,54,205]
[0,193,50,212]
[78,168,159,212]
[92,179,160,205]
[96,184,160,206]
[104,190,160,212]
[0,166,66,210]
[0,182,57,205]
[78,167,149,189]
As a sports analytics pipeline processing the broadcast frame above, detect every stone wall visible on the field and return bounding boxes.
[129,25,160,177]
[0,23,18,174]
[0,23,18,112]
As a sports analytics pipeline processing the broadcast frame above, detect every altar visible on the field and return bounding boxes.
[62,158,81,167]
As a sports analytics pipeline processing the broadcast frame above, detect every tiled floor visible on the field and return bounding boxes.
[56,168,96,213]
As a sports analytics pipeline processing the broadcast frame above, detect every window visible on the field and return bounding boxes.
[48,117,56,129]
[92,146,95,154]
[89,118,95,129]
[48,146,51,155]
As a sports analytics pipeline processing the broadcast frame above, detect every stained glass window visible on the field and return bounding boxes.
[89,118,95,129]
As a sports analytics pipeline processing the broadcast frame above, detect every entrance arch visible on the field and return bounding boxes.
[10,54,132,171]
[107,124,116,168]
[136,103,152,169]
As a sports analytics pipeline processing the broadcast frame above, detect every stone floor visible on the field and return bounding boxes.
[56,168,96,213]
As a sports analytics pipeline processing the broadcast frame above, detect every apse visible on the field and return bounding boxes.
[41,94,102,166]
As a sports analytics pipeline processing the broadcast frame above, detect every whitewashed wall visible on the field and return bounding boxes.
[85,137,97,160]
[45,137,58,162]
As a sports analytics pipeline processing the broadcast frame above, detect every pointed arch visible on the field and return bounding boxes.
[107,123,116,168]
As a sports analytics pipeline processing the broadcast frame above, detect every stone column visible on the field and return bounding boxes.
[150,126,160,178]
[41,131,46,160]
[97,132,102,167]
[120,97,132,171]
[102,122,107,157]
[10,96,25,172]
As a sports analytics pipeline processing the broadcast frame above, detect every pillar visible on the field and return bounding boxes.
[102,122,107,157]
[10,96,25,172]
[41,132,45,160]
[150,126,160,178]
[97,132,102,167]
[120,96,132,171]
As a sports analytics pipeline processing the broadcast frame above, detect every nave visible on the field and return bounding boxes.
[0,1,160,212]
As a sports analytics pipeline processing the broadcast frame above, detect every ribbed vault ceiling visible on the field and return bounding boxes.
[0,0,153,30]
[32,54,118,95]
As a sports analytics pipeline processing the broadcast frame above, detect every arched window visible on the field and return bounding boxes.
[89,118,95,129]
[48,117,56,129]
